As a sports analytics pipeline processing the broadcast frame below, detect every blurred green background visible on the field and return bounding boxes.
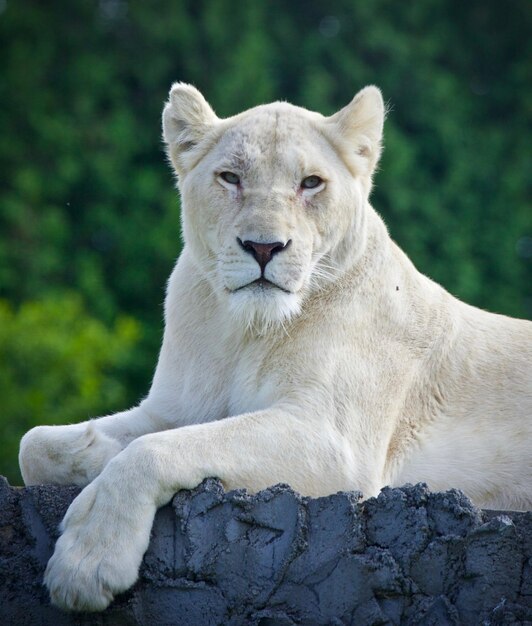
[0,0,530,485]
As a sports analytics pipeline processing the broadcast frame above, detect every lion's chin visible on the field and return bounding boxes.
[228,287,301,334]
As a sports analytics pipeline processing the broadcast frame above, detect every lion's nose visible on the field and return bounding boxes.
[237,238,291,273]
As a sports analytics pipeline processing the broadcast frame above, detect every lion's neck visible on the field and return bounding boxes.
[331,203,392,291]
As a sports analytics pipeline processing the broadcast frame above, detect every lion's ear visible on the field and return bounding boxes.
[327,86,385,174]
[162,83,219,174]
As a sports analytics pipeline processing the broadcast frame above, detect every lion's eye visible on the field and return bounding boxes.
[220,171,240,185]
[301,175,323,190]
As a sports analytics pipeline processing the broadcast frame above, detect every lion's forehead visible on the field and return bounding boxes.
[215,107,330,174]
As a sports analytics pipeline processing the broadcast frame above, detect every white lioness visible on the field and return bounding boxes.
[19,84,531,612]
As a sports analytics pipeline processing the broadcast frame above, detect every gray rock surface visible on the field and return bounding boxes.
[0,476,531,625]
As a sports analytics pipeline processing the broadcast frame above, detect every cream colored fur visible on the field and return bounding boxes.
[19,84,532,612]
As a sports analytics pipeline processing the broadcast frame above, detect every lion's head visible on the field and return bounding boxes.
[162,84,385,331]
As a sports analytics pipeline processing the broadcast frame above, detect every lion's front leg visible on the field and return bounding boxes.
[18,404,169,487]
[45,407,354,611]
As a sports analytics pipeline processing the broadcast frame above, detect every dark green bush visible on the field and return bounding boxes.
[0,295,139,483]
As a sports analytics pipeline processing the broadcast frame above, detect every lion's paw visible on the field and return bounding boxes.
[44,479,154,611]
[44,544,117,612]
[19,422,122,486]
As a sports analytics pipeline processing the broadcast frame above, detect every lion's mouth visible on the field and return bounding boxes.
[235,278,292,294]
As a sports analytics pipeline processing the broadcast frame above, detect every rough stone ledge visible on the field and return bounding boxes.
[1,476,531,625]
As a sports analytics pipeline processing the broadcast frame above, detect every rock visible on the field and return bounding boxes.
[0,476,530,625]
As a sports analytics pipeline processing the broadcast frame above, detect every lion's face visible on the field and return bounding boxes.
[163,85,384,331]
[180,107,359,330]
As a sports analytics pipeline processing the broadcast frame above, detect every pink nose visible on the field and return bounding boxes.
[237,238,291,272]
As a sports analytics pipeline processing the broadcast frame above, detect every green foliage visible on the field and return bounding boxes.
[0,0,530,482]
[0,295,140,484]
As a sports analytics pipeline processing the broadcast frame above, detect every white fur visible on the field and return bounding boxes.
[19,84,531,611]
